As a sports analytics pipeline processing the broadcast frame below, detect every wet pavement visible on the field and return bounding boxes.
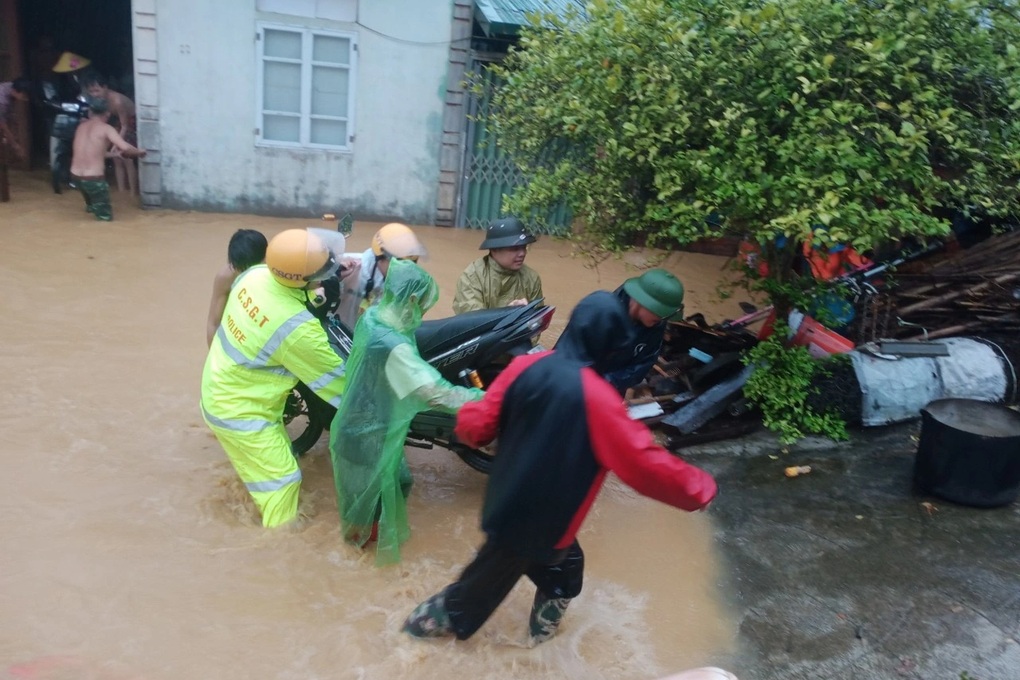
[684,421,1020,680]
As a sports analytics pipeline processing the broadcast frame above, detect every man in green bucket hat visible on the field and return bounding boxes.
[623,268,686,326]
[561,268,685,395]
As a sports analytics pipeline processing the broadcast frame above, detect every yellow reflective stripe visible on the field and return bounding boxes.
[215,325,294,376]
[253,310,317,364]
[246,469,302,493]
[214,308,318,375]
[305,366,346,407]
[202,401,275,432]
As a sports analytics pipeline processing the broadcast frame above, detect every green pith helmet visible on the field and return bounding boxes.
[479,217,537,250]
[623,268,685,320]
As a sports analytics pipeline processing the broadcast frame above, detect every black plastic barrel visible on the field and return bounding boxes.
[914,398,1020,508]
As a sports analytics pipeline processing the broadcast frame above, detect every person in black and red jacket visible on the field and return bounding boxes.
[402,290,718,646]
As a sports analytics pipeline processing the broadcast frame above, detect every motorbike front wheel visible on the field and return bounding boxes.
[285,383,328,456]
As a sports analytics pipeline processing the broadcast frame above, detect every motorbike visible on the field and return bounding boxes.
[284,298,556,474]
[41,82,88,194]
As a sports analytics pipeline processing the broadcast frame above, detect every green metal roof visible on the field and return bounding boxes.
[474,0,588,37]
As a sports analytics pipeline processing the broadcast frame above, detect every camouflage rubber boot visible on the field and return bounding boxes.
[528,591,571,645]
[402,591,454,639]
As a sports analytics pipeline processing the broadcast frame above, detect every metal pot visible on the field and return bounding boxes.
[914,398,1020,507]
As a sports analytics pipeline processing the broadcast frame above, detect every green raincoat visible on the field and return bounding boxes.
[329,259,484,565]
[451,256,543,314]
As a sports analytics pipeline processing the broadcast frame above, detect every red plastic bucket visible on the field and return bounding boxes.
[790,316,854,358]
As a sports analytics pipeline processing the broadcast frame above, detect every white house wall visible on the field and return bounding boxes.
[151,0,454,222]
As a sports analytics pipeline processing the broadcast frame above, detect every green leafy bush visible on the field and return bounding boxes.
[493,0,1020,311]
[490,0,1020,442]
[742,324,849,444]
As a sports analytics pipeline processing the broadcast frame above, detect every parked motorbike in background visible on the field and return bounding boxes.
[41,81,87,194]
[285,297,555,474]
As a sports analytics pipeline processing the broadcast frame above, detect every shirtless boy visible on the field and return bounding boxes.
[70,97,145,221]
[206,229,268,346]
[82,73,139,195]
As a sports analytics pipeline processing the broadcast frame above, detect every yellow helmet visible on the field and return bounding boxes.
[266,229,337,288]
[371,223,427,261]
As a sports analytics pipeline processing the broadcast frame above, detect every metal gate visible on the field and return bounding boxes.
[456,58,570,233]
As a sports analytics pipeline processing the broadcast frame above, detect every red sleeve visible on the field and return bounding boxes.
[582,369,717,511]
[454,351,550,448]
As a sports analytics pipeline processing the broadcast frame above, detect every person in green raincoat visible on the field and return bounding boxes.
[329,259,484,565]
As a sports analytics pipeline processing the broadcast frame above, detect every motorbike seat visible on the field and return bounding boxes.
[416,300,544,358]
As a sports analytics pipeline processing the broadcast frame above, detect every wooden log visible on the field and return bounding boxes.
[902,322,982,340]
[896,273,1020,315]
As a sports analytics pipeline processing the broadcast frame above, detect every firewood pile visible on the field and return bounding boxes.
[862,229,1020,364]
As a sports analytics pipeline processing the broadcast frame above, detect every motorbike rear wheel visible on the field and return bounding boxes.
[443,440,495,475]
[285,383,328,457]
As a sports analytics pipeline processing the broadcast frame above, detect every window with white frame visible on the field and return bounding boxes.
[256,23,357,150]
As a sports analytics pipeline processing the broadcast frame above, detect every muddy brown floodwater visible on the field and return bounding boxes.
[1,170,747,680]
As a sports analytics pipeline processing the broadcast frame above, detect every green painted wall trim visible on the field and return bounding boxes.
[474,0,587,37]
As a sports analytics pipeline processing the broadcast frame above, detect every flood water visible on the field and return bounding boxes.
[1,171,745,680]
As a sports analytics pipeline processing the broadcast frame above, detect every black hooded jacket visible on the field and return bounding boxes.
[606,286,669,393]
[455,291,717,563]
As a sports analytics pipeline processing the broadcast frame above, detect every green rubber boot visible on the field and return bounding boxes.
[402,591,454,639]
[528,591,571,645]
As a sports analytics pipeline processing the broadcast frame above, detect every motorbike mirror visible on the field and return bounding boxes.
[337,213,354,236]
[319,212,353,236]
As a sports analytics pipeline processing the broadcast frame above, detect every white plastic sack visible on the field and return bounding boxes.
[852,337,1010,426]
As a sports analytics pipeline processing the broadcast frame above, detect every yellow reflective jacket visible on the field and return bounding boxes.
[451,256,543,314]
[201,265,346,427]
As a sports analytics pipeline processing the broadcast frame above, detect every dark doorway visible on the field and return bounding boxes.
[17,0,133,163]
[19,0,133,89]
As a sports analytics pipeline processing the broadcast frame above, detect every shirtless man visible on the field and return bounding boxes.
[70,96,145,221]
[82,73,138,195]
